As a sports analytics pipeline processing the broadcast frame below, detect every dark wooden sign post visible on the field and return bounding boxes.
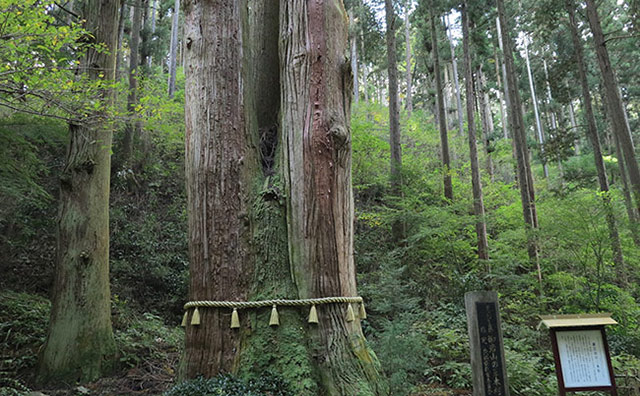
[540,314,618,396]
[465,291,510,396]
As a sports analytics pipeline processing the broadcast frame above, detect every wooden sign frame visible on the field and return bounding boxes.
[549,325,617,396]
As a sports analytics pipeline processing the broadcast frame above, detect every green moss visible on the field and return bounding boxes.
[237,309,317,396]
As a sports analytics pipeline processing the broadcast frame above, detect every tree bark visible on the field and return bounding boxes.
[462,2,489,261]
[586,0,640,215]
[385,0,404,240]
[167,0,179,98]
[566,0,626,273]
[404,0,412,116]
[496,0,540,276]
[38,0,118,383]
[181,1,387,394]
[431,8,453,202]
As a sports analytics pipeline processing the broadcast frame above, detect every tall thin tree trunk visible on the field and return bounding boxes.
[350,9,359,105]
[524,42,549,178]
[567,99,580,155]
[495,19,510,140]
[404,0,412,116]
[182,1,387,394]
[496,0,540,281]
[120,0,143,168]
[167,0,179,98]
[385,0,404,241]
[115,0,127,80]
[566,0,626,276]
[477,66,494,179]
[462,2,489,261]
[431,8,453,202]
[361,31,369,103]
[146,0,156,68]
[38,0,118,383]
[586,0,640,215]
[444,14,464,137]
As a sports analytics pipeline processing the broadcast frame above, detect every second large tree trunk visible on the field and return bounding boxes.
[38,0,119,383]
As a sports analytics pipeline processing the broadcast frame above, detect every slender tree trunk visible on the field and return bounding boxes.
[613,127,640,246]
[477,66,494,180]
[167,0,179,98]
[120,0,143,168]
[566,0,626,275]
[404,0,412,116]
[146,0,156,68]
[462,2,489,261]
[495,19,510,140]
[38,0,118,383]
[524,42,549,178]
[385,0,404,241]
[350,9,359,105]
[115,0,127,80]
[586,0,640,215]
[361,31,369,103]
[431,8,453,202]
[444,14,464,137]
[496,0,540,279]
[182,1,387,394]
[567,99,580,154]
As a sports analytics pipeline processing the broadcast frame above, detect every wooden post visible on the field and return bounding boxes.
[465,291,510,396]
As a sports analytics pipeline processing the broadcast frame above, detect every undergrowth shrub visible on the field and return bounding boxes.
[163,375,293,396]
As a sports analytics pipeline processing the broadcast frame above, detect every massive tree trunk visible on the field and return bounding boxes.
[462,2,489,261]
[385,0,404,241]
[431,8,453,202]
[167,0,179,98]
[585,0,640,215]
[182,1,387,394]
[496,0,540,278]
[566,0,626,274]
[38,0,118,383]
[404,0,412,116]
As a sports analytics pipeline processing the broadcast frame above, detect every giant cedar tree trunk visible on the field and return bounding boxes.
[38,0,119,383]
[496,0,540,276]
[182,1,386,394]
[461,2,489,261]
[430,9,453,202]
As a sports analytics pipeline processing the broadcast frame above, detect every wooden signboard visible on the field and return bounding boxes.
[465,291,510,396]
[540,314,618,396]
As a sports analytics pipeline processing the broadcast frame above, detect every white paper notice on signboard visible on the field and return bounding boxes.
[557,329,611,388]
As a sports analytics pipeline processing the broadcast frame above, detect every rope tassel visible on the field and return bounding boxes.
[269,304,279,326]
[191,307,201,326]
[231,308,240,329]
[359,302,367,319]
[308,305,318,324]
[346,303,355,322]
[181,311,188,327]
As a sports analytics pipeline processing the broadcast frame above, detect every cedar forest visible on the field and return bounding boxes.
[1,0,640,395]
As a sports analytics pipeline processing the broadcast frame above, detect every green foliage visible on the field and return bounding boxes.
[163,375,293,396]
[0,291,50,379]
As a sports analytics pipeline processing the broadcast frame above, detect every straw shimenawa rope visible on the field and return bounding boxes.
[182,296,367,328]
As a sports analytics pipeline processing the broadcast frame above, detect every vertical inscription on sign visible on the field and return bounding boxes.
[476,302,507,396]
